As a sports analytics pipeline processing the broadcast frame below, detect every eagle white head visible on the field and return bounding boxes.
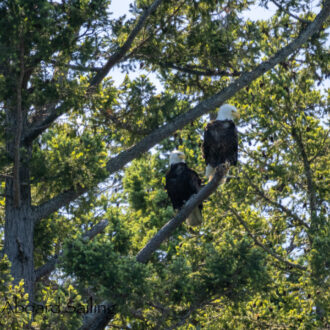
[217,104,239,121]
[169,150,186,165]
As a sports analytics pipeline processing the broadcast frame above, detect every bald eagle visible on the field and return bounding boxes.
[165,150,203,226]
[202,104,239,180]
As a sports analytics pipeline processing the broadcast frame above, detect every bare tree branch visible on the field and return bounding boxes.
[89,0,164,87]
[136,164,229,263]
[35,220,109,280]
[81,220,109,242]
[80,164,229,330]
[30,0,330,226]
[229,208,307,271]
[159,62,242,77]
[32,186,86,224]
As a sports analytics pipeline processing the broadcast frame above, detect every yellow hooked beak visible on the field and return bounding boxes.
[179,153,185,160]
[232,111,240,119]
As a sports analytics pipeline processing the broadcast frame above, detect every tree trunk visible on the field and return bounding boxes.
[4,139,35,302]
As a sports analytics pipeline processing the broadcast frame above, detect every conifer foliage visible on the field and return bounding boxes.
[0,0,329,328]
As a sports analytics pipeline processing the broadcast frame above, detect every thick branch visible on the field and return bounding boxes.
[32,186,86,224]
[24,102,64,143]
[89,0,163,86]
[35,220,108,280]
[81,220,109,242]
[80,301,116,330]
[230,208,307,271]
[136,164,228,263]
[0,174,12,180]
[31,1,330,224]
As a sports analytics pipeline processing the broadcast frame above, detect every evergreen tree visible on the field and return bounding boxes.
[0,0,329,328]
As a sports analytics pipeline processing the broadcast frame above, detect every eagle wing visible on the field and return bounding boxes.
[187,168,203,210]
[188,168,202,193]
[165,163,203,210]
[202,120,238,167]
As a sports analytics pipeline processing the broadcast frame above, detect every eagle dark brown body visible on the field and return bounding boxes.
[202,119,238,168]
[165,163,202,209]
[165,162,203,226]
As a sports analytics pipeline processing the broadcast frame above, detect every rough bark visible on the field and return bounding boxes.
[13,40,24,208]
[4,145,34,301]
[3,40,34,300]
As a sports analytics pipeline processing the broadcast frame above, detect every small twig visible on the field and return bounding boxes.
[165,298,216,330]
[123,1,185,61]
[90,0,164,86]
[286,233,297,254]
[50,60,102,73]
[246,177,310,230]
[271,0,310,24]
[230,208,307,271]
[0,174,13,180]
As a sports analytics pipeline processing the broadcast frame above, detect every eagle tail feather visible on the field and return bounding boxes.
[187,207,203,226]
[205,165,216,182]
